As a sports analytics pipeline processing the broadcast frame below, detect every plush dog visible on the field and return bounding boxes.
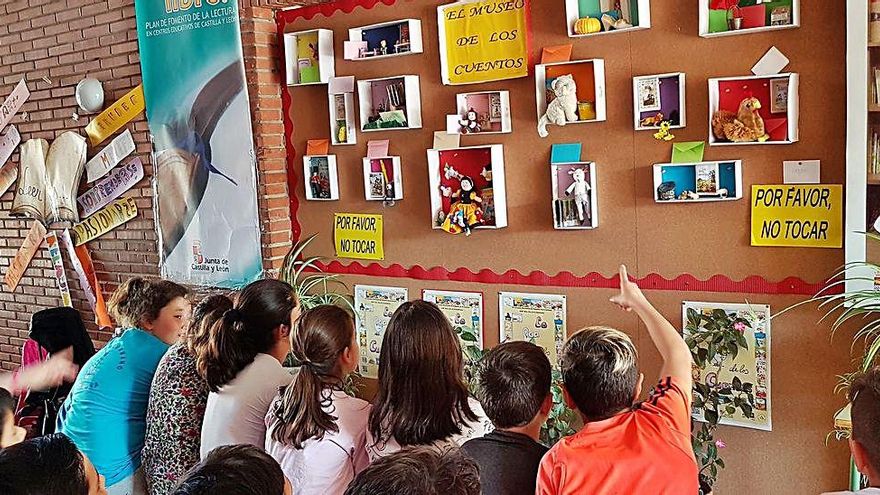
[538,74,578,138]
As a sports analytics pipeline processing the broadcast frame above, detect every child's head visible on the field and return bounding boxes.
[344,446,480,495]
[0,433,107,495]
[269,305,358,449]
[184,295,233,355]
[560,326,643,421]
[198,279,299,392]
[0,388,25,448]
[171,444,290,495]
[477,341,552,429]
[850,367,880,480]
[108,277,191,344]
[369,300,476,447]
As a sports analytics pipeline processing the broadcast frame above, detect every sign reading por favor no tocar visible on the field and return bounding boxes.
[334,213,384,261]
[750,185,842,248]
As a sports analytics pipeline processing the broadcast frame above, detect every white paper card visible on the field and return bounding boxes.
[0,125,21,169]
[329,76,355,94]
[783,160,821,184]
[433,131,460,150]
[85,128,135,182]
[0,79,30,132]
[752,46,790,76]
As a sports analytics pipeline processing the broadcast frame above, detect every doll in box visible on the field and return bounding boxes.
[441,176,483,236]
[565,168,592,224]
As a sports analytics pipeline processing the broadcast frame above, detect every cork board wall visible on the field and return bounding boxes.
[279,1,850,493]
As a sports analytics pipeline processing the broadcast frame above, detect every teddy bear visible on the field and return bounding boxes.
[538,74,578,138]
[459,108,481,134]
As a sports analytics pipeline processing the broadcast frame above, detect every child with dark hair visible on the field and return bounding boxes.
[537,266,698,494]
[143,294,234,495]
[59,277,191,495]
[367,300,490,460]
[171,444,291,495]
[0,433,107,495]
[344,445,480,495]
[266,305,370,494]
[461,341,551,495]
[824,367,880,494]
[0,387,25,447]
[198,279,300,456]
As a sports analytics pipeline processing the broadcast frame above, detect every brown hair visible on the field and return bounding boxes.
[851,367,880,474]
[343,446,480,495]
[172,444,287,495]
[268,305,355,449]
[108,277,189,329]
[477,341,551,428]
[185,295,233,355]
[197,279,298,392]
[368,300,476,447]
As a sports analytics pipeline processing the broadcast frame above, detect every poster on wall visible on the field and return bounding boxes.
[134,1,262,288]
[751,184,842,248]
[354,285,408,379]
[499,291,566,364]
[423,289,483,362]
[437,0,531,85]
[683,301,772,431]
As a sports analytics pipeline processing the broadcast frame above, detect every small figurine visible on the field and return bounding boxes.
[309,42,319,61]
[565,168,592,224]
[653,121,675,141]
[657,181,676,201]
[640,112,665,127]
[379,39,388,55]
[309,170,321,198]
[480,164,492,183]
[538,74,578,138]
[441,176,483,236]
[459,108,481,134]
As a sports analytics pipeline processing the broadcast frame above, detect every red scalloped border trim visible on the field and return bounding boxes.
[276,2,829,297]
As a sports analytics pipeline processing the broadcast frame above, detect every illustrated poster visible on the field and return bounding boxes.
[499,292,566,364]
[423,289,484,361]
[355,285,408,378]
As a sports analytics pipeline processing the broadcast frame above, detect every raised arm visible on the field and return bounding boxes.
[0,347,78,394]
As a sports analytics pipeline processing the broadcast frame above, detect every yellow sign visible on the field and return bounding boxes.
[85,85,145,146]
[334,213,384,260]
[750,185,842,248]
[72,197,138,246]
[438,0,530,85]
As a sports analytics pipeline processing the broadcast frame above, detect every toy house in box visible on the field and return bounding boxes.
[699,0,799,38]
[652,160,743,203]
[708,73,798,145]
[357,76,422,132]
[633,73,686,131]
[427,145,508,232]
[362,156,403,202]
[284,29,334,86]
[565,0,651,37]
[303,155,339,201]
[535,60,607,125]
[446,91,512,135]
[551,162,598,230]
[328,79,357,146]
[345,19,423,60]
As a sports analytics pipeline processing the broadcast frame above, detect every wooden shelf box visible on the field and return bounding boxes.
[699,0,799,38]
[345,19,423,60]
[535,60,607,126]
[303,155,339,201]
[564,0,651,38]
[633,72,686,131]
[708,73,799,146]
[357,76,422,132]
[551,161,598,230]
[284,29,335,86]
[446,91,512,135]
[328,79,357,146]
[652,161,743,203]
[427,145,508,231]
[362,156,403,201]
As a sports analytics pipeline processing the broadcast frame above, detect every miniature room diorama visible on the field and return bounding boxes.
[551,162,598,230]
[328,90,357,145]
[362,156,403,205]
[565,0,651,37]
[303,155,339,201]
[447,91,512,135]
[357,76,422,131]
[536,60,607,137]
[284,29,335,86]
[653,160,743,203]
[345,19,423,59]
[633,73,686,130]
[427,145,508,235]
[709,73,799,145]
[700,0,799,37]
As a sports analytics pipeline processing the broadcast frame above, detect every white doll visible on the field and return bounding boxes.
[565,168,591,223]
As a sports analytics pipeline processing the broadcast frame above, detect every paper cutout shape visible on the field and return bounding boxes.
[344,41,368,60]
[0,161,18,199]
[0,79,29,133]
[752,46,790,76]
[4,221,47,292]
[0,125,21,170]
[740,4,766,29]
[671,141,706,164]
[541,44,573,64]
[71,196,138,246]
[45,231,72,307]
[78,157,145,217]
[367,140,390,159]
[306,139,330,156]
[12,138,49,220]
[44,131,88,226]
[61,229,112,327]
[329,76,355,94]
[783,160,820,184]
[86,129,136,182]
[433,131,460,150]
[85,85,144,146]
[764,118,788,142]
[708,9,728,33]
[551,143,582,164]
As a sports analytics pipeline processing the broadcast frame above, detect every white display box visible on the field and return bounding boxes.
[565,0,651,38]
[328,91,357,146]
[427,145,508,230]
[708,73,798,146]
[652,160,743,203]
[346,19,423,60]
[284,29,335,86]
[551,161,598,230]
[362,156,403,201]
[445,91,512,135]
[357,76,422,132]
[699,0,799,38]
[303,155,339,201]
[535,60,607,125]
[633,72,686,131]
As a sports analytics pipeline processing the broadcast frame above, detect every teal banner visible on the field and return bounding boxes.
[135,0,262,288]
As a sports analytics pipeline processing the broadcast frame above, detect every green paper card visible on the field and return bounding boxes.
[578,0,601,18]
[708,9,729,33]
[300,66,320,84]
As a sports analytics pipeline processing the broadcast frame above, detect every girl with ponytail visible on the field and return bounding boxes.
[198,279,300,457]
[265,305,369,495]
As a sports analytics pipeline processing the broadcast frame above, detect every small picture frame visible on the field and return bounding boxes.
[695,163,719,194]
[302,155,339,201]
[770,78,789,114]
[636,76,661,112]
[362,156,404,202]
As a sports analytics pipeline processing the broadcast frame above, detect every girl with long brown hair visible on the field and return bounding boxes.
[265,305,369,495]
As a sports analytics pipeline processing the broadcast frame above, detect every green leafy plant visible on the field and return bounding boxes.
[685,307,755,490]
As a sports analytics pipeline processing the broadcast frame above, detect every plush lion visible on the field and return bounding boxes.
[538,74,578,138]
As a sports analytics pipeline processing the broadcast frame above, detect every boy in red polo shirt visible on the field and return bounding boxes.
[537,265,698,495]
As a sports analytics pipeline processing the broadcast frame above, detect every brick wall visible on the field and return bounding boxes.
[0,0,297,371]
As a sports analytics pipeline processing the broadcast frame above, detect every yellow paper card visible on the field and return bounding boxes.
[750,185,842,248]
[72,197,138,246]
[85,85,145,146]
[334,213,384,260]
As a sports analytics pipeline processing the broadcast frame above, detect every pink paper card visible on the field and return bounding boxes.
[344,41,367,60]
[329,76,355,94]
[367,140,389,159]
[0,79,29,132]
[0,125,21,169]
